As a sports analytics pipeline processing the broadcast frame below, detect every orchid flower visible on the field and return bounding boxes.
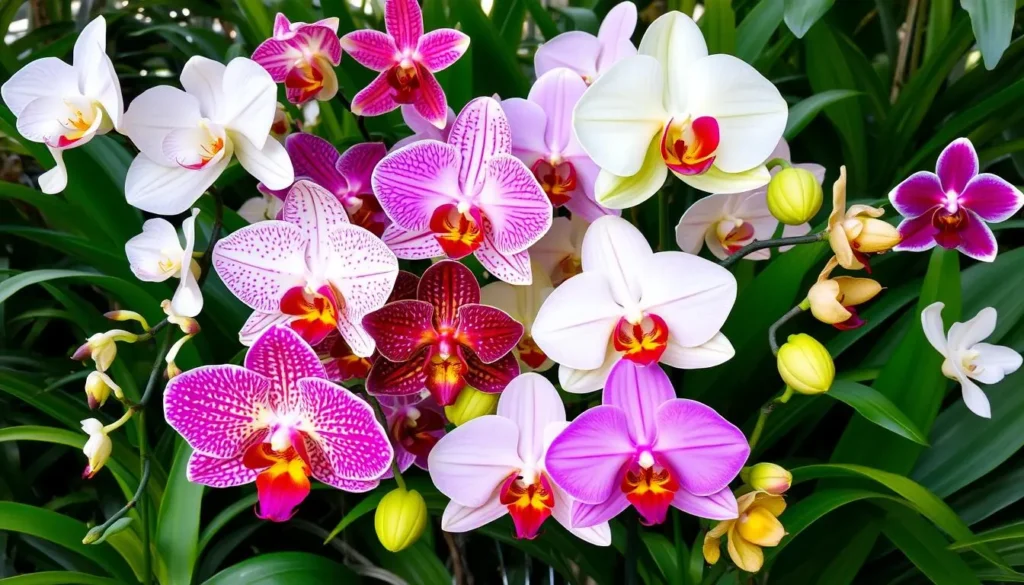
[827,167,900,271]
[532,216,736,393]
[238,192,285,223]
[501,68,619,221]
[340,0,469,128]
[373,97,553,284]
[534,2,637,85]
[393,105,456,149]
[429,373,612,544]
[362,260,523,406]
[573,12,787,209]
[545,360,748,527]
[890,138,1024,262]
[121,57,293,215]
[252,14,342,105]
[529,215,587,286]
[125,208,203,317]
[165,325,393,521]
[481,264,554,372]
[379,391,447,474]
[214,180,398,355]
[806,256,881,330]
[921,302,1023,418]
[0,17,122,194]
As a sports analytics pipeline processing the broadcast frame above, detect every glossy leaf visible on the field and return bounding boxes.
[201,552,360,584]
[155,441,204,585]
[962,0,1016,69]
[783,0,835,38]
[827,380,929,446]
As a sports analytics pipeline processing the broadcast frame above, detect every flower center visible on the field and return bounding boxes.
[516,335,549,369]
[53,98,99,148]
[391,405,445,458]
[429,203,485,259]
[386,61,421,104]
[500,471,555,540]
[284,59,325,105]
[174,120,226,170]
[613,314,669,366]
[620,457,679,526]
[931,207,969,250]
[280,284,342,345]
[344,193,387,237]
[531,159,577,207]
[715,219,755,254]
[422,345,469,406]
[320,334,374,381]
[242,442,312,522]
[660,116,720,175]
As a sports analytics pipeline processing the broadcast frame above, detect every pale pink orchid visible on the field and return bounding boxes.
[124,208,203,317]
[341,0,469,128]
[252,14,343,105]
[534,2,637,85]
[393,104,455,149]
[545,360,747,527]
[429,373,612,545]
[213,180,398,355]
[529,215,588,286]
[372,97,553,285]
[165,325,393,521]
[532,216,736,393]
[378,391,447,475]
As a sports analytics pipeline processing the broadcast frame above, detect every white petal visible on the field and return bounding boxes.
[661,332,734,369]
[637,12,708,113]
[496,373,565,468]
[38,147,68,194]
[558,346,618,393]
[74,16,123,129]
[212,220,309,312]
[532,271,622,371]
[221,58,278,148]
[441,498,508,532]
[529,216,575,281]
[960,375,991,418]
[675,193,729,254]
[172,209,203,317]
[180,56,226,119]
[239,311,291,346]
[581,216,652,309]
[122,86,203,165]
[125,152,227,215]
[638,251,737,348]
[1,58,77,116]
[125,217,182,281]
[231,131,294,189]
[428,416,523,507]
[970,343,1023,385]
[593,136,668,210]
[679,164,771,195]
[15,97,74,144]
[920,302,948,357]
[949,307,997,352]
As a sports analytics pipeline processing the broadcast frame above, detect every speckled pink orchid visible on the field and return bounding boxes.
[378,391,447,474]
[213,180,398,354]
[534,2,637,85]
[252,14,342,105]
[340,0,469,128]
[164,325,393,522]
[889,138,1024,262]
[373,97,553,285]
[545,360,747,527]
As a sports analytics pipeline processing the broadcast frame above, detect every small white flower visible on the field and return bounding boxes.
[922,302,1023,418]
[81,418,112,478]
[125,208,203,317]
[237,193,284,223]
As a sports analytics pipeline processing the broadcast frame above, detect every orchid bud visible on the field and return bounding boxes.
[81,418,112,479]
[767,167,822,225]
[72,330,137,372]
[104,310,150,330]
[444,387,498,426]
[85,371,122,409]
[83,517,133,545]
[744,463,792,495]
[777,334,834,395]
[374,487,427,552]
[162,300,201,335]
[843,216,901,254]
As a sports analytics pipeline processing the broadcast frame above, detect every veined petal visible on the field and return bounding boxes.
[285,133,345,194]
[958,174,1024,223]
[282,180,351,264]
[534,31,600,80]
[232,131,295,190]
[125,152,227,215]
[1,57,77,117]
[385,0,424,51]
[219,58,278,147]
[479,154,553,254]
[417,29,470,72]
[382,224,444,259]
[530,68,588,156]
[324,224,399,313]
[366,353,428,396]
[496,373,566,468]
[936,137,978,195]
[956,209,998,262]
[187,451,258,487]
[74,17,122,129]
[335,310,378,358]
[464,351,519,393]
[412,66,449,130]
[337,141,388,195]
[212,220,308,312]
[449,97,512,192]
[637,12,708,113]
[544,405,635,504]
[893,213,939,253]
[596,2,638,72]
[678,164,771,195]
[442,495,508,532]
[500,98,549,163]
[180,56,226,119]
[350,71,399,117]
[638,251,736,348]
[428,415,523,507]
[532,272,622,370]
[675,193,728,254]
[121,86,203,165]
[418,260,481,328]
[341,29,399,72]
[251,38,303,81]
[245,325,327,411]
[661,332,734,369]
[594,136,669,210]
[603,360,674,445]
[654,399,748,496]
[362,300,436,362]
[672,486,739,520]
[888,171,945,218]
[582,215,652,308]
[372,140,462,231]
[456,304,524,363]
[308,441,381,492]
[475,235,533,285]
[920,302,948,358]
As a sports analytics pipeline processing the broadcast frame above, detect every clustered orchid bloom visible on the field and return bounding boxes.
[533,216,736,393]
[362,260,523,406]
[890,138,1024,262]
[341,0,469,128]
[379,391,447,474]
[534,1,637,85]
[429,373,611,544]
[373,97,553,285]
[546,360,749,527]
[481,263,555,372]
[573,12,787,209]
[922,302,1023,418]
[121,56,294,215]
[530,215,588,286]
[703,491,786,573]
[0,16,122,194]
[806,256,882,329]
[252,14,342,105]
[826,167,901,271]
[165,325,393,521]
[214,180,398,353]
[125,208,203,318]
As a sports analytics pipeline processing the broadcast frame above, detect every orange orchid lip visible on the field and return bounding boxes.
[280,284,342,345]
[500,472,555,540]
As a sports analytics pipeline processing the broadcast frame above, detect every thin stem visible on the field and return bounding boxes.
[137,408,151,585]
[366,395,406,491]
[336,92,372,143]
[133,329,174,412]
[765,157,792,171]
[768,305,806,356]
[84,458,151,543]
[196,188,224,289]
[718,232,825,269]
[748,387,794,453]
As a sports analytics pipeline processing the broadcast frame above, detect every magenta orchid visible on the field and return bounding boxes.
[252,14,342,105]
[889,138,1024,262]
[372,97,553,284]
[340,0,469,128]
[164,325,393,522]
[378,391,447,474]
[534,2,637,85]
[545,360,748,528]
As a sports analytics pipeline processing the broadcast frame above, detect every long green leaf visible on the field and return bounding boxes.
[0,572,124,585]
[784,90,862,140]
[0,269,162,323]
[950,520,1024,550]
[783,0,835,38]
[827,380,929,446]
[155,441,204,585]
[882,506,982,585]
[961,0,1016,69]
[735,0,784,63]
[925,0,954,62]
[201,552,361,584]
[700,0,736,55]
[324,491,385,544]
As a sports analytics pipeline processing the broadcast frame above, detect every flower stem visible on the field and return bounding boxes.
[765,157,792,172]
[366,395,406,491]
[336,92,372,143]
[768,305,806,356]
[718,232,825,269]
[132,329,174,412]
[747,387,794,453]
[84,458,151,544]
[196,188,224,289]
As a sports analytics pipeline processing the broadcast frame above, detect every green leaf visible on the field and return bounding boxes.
[373,538,451,585]
[882,506,982,585]
[783,0,835,38]
[642,532,681,584]
[950,520,1024,550]
[452,0,530,99]
[735,0,784,63]
[783,90,862,140]
[0,269,162,323]
[925,0,954,62]
[201,552,361,584]
[155,441,203,585]
[324,491,385,544]
[961,0,1016,69]
[699,0,736,55]
[0,572,124,585]
[827,380,929,446]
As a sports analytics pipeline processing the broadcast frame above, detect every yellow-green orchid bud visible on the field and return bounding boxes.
[444,387,498,426]
[777,333,834,395]
[767,167,822,225]
[72,330,137,372]
[374,487,428,553]
[744,462,793,495]
[104,310,150,330]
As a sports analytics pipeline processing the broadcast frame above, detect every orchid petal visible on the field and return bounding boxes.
[385,0,424,51]
[532,271,622,370]
[888,171,945,218]
[372,140,461,232]
[638,251,736,348]
[570,492,631,528]
[322,222,399,321]
[593,136,668,209]
[565,163,621,221]
[121,86,202,166]
[218,58,278,146]
[479,154,553,254]
[675,193,728,254]
[464,351,520,393]
[603,360,674,446]
[582,215,652,308]
[125,152,228,215]
[441,497,508,532]
[558,346,618,394]
[596,2,638,72]
[74,17,123,129]
[38,147,68,195]
[418,260,480,328]
[960,375,992,418]
[232,131,294,191]
[282,180,351,264]
[449,97,512,192]
[637,12,707,112]
[285,133,346,194]
[496,373,566,467]
[672,487,739,520]
[350,71,399,117]
[311,445,381,492]
[549,481,613,545]
[341,29,399,72]
[653,399,749,496]
[180,56,226,119]
[956,209,998,262]
[244,325,327,411]
[456,304,524,363]
[661,332,734,369]
[417,29,470,72]
[529,68,588,155]
[544,405,635,504]
[894,213,939,253]
[251,38,301,81]
[958,173,1024,223]
[1,57,77,117]
[949,307,996,352]
[411,67,449,129]
[213,220,308,312]
[172,209,204,318]
[187,451,258,487]
[920,302,949,358]
[535,32,600,80]
[936,137,978,195]
[362,300,435,362]
[336,141,388,195]
[367,353,428,396]
[125,218,184,282]
[971,343,1023,384]
[428,415,523,507]
[475,233,534,285]
[677,164,771,195]
[382,224,444,259]
[500,98,550,162]
[239,311,292,346]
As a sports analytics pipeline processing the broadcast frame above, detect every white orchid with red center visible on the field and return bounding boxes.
[252,14,342,105]
[532,216,736,393]
[120,56,293,215]
[213,180,398,355]
[0,16,122,194]
[372,97,553,285]
[573,11,787,209]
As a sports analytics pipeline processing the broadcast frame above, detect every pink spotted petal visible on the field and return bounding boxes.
[362,300,436,361]
[602,360,675,446]
[372,140,462,231]
[340,29,399,72]
[322,223,399,322]
[187,451,258,487]
[672,486,739,521]
[251,38,302,82]
[653,399,749,497]
[418,260,481,328]
[296,377,394,480]
[475,232,533,285]
[958,173,1024,223]
[456,304,524,363]
[286,133,347,195]
[240,310,291,346]
[544,405,636,504]
[464,350,519,393]
[383,224,444,259]
[534,31,600,80]
[416,29,469,72]
[245,325,328,411]
[282,180,351,265]
[528,68,588,156]
[350,71,399,117]
[894,213,940,253]
[336,142,388,196]
[957,209,999,262]
[412,67,449,130]
[449,97,513,193]
[479,154,553,254]
[427,415,523,507]
[936,138,978,195]
[367,353,427,396]
[570,492,630,528]
[164,365,271,458]
[385,0,423,51]
[213,221,309,312]
[888,171,945,218]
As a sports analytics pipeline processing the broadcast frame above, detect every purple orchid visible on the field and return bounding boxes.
[164,325,393,521]
[372,97,553,285]
[889,138,1024,262]
[545,359,748,527]
[378,391,447,475]
[340,0,469,128]
[501,68,619,222]
[252,14,342,105]
[534,2,636,85]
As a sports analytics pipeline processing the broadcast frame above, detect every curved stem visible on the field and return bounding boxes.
[748,387,794,453]
[765,157,792,171]
[718,232,825,269]
[196,188,224,289]
[133,329,174,412]
[335,92,372,143]
[84,458,151,544]
[768,305,806,356]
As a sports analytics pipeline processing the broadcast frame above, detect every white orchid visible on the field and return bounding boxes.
[121,57,294,215]
[238,193,284,223]
[0,17,122,194]
[125,208,203,317]
[922,302,1023,418]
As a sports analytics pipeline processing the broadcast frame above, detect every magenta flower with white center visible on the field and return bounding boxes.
[545,360,747,528]
[372,97,553,285]
[164,325,393,522]
[340,0,469,128]
[889,138,1024,262]
[534,2,637,85]
[252,14,342,105]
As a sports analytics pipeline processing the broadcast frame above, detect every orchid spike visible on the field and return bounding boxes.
[534,2,637,85]
[125,208,203,317]
[252,14,342,105]
[379,391,447,474]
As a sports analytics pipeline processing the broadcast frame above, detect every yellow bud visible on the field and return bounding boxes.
[852,217,901,253]
[767,167,823,225]
[85,371,122,409]
[745,463,792,496]
[374,488,427,552]
[104,310,150,330]
[777,333,834,395]
[72,330,136,372]
[444,387,498,426]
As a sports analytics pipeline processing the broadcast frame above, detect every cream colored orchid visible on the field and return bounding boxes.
[529,215,588,285]
[827,166,901,270]
[806,257,882,329]
[481,263,555,372]
[124,208,203,317]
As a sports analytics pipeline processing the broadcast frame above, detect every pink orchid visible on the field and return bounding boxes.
[501,68,619,222]
[545,360,748,527]
[340,0,469,128]
[534,2,637,85]
[429,373,611,545]
[252,14,342,105]
[393,104,455,149]
[889,138,1024,262]
[164,325,393,521]
[378,391,447,475]
[213,180,398,355]
[372,97,553,285]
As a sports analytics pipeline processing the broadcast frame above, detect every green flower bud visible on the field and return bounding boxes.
[744,462,792,495]
[777,333,834,395]
[767,167,823,225]
[374,488,427,553]
[444,387,498,426]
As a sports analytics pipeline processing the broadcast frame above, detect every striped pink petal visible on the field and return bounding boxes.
[282,180,351,265]
[464,350,519,393]
[337,142,388,196]
[372,140,462,231]
[456,304,523,363]
[273,13,293,37]
[449,98,512,193]
[245,325,328,411]
[363,300,436,362]
[213,221,308,312]
[341,29,399,72]
[301,25,342,65]
[309,442,381,492]
[323,222,399,322]
[418,260,480,328]
[251,38,302,81]
[385,0,423,51]
[382,224,444,259]
[936,138,978,195]
[479,154,552,254]
[240,310,291,346]
[412,66,449,130]
[286,133,346,195]
[350,71,400,117]
[416,29,469,72]
[474,232,532,285]
[187,450,259,487]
